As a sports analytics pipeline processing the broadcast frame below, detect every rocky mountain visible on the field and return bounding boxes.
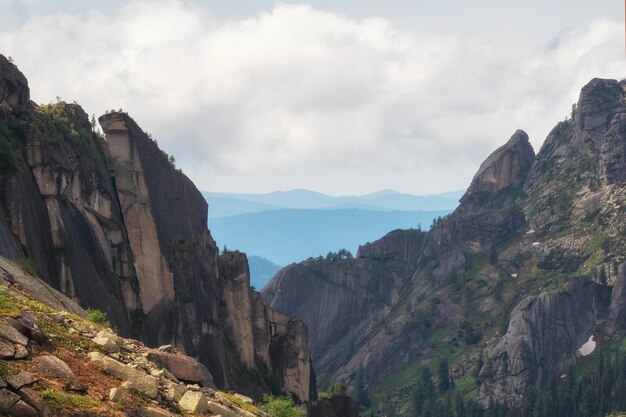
[0,54,316,409]
[263,78,626,415]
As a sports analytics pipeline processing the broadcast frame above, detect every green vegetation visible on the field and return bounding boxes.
[325,249,354,261]
[0,288,19,316]
[220,392,259,413]
[19,257,39,277]
[87,308,111,328]
[41,388,100,411]
[319,383,348,399]
[261,395,306,417]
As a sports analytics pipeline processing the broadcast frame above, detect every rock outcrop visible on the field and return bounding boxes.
[0,55,313,404]
[459,130,535,213]
[477,278,611,406]
[0,55,30,111]
[263,77,626,414]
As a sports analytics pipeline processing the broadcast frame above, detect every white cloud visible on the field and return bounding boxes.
[0,1,624,195]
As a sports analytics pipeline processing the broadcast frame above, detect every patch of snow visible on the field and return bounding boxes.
[578,335,596,357]
[560,374,567,379]
[532,242,540,247]
[511,273,518,278]
[526,229,536,235]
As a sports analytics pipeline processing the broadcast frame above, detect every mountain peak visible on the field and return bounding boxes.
[0,54,31,111]
[459,129,535,212]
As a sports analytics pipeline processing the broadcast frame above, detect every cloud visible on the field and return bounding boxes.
[0,1,624,194]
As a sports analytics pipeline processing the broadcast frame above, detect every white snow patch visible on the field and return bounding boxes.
[578,335,596,357]
[532,242,540,247]
[511,273,518,278]
[526,229,536,235]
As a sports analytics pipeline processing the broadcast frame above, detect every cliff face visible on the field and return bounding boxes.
[0,55,313,404]
[477,279,611,406]
[263,77,626,414]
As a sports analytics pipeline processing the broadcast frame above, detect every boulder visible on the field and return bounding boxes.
[0,338,15,358]
[13,345,28,359]
[146,350,213,386]
[6,371,36,390]
[0,322,28,346]
[0,389,20,413]
[7,400,37,417]
[207,400,253,417]
[109,387,124,403]
[34,355,76,379]
[93,330,120,352]
[178,391,209,413]
[88,352,158,398]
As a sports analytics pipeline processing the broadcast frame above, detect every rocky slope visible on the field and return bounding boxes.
[0,55,314,406]
[262,78,626,414]
[0,254,288,417]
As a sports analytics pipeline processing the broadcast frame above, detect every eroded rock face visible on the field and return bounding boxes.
[0,56,314,404]
[459,130,535,212]
[0,55,30,111]
[477,278,611,406]
[608,262,626,334]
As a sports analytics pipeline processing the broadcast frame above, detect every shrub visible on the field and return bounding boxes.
[261,395,305,417]
[87,309,111,328]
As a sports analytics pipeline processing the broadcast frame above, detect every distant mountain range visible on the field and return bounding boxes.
[202,189,463,218]
[202,189,462,287]
[209,208,451,267]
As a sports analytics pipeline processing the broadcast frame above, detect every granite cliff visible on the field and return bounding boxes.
[0,54,314,407]
[263,78,626,414]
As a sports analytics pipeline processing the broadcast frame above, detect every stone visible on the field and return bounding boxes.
[16,387,54,417]
[207,400,251,417]
[13,345,27,359]
[234,393,254,404]
[163,380,186,402]
[0,322,28,346]
[6,371,36,390]
[138,406,181,417]
[7,314,45,346]
[0,338,15,358]
[178,391,209,413]
[0,377,5,388]
[0,389,20,413]
[88,352,158,398]
[7,400,37,417]
[146,350,213,386]
[109,387,124,403]
[34,355,75,379]
[157,344,176,353]
[93,330,120,352]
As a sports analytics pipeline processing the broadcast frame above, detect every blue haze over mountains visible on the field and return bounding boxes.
[203,189,463,289]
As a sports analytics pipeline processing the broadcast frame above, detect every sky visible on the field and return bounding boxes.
[0,0,624,195]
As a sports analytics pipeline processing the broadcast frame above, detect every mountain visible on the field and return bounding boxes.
[203,189,464,218]
[262,78,626,416]
[248,255,283,290]
[0,54,316,408]
[210,209,450,266]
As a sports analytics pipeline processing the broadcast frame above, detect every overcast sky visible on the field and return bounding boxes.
[0,0,624,195]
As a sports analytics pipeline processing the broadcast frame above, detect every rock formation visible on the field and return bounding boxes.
[459,130,535,213]
[263,77,626,414]
[477,278,611,406]
[0,55,313,404]
[0,254,286,417]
